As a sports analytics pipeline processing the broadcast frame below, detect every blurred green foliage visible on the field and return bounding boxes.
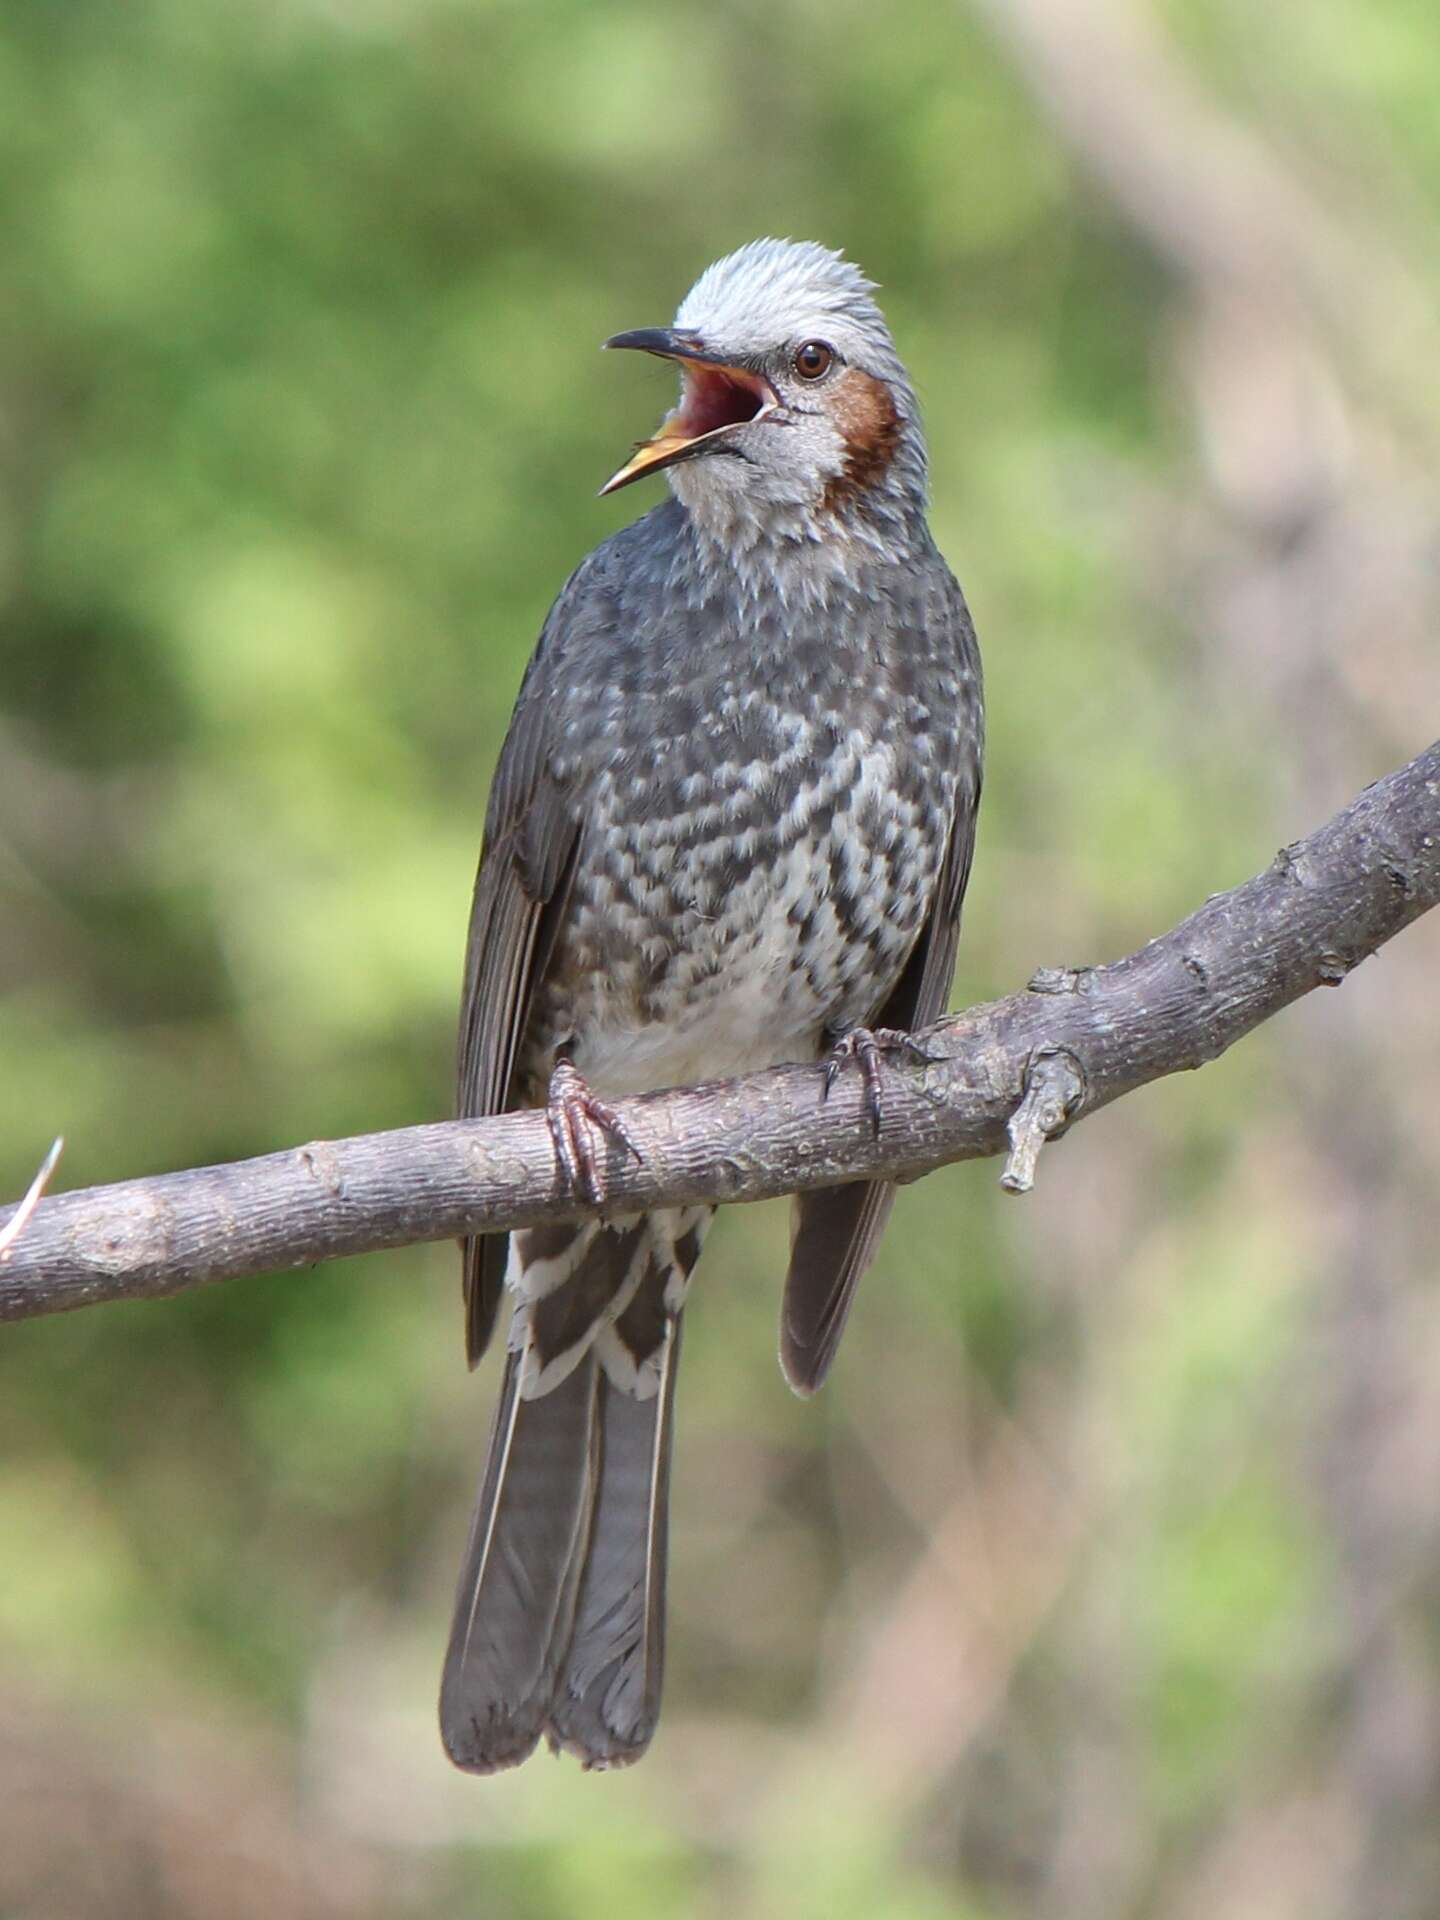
[3,2,1440,1916]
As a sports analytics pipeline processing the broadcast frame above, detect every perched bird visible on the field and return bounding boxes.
[441,239,984,1773]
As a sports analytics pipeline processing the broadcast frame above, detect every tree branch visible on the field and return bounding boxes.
[2,742,1437,1325]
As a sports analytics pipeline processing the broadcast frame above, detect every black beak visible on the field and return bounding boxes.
[604,326,692,358]
[603,327,740,369]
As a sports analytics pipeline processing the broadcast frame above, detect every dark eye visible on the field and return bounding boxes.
[792,340,835,381]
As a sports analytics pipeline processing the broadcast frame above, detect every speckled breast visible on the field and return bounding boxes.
[524,688,957,1102]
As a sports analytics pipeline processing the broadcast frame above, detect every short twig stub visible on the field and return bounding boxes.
[1001,1052,1085,1195]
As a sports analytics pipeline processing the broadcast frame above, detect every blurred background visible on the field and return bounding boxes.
[3,0,1439,1914]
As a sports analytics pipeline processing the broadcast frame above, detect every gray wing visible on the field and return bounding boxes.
[457,593,590,1367]
[781,578,983,1395]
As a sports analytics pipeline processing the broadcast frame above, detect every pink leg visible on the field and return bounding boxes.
[546,1059,644,1206]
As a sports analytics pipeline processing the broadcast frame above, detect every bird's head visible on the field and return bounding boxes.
[600,239,926,540]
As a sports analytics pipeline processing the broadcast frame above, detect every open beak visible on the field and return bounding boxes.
[599,328,779,496]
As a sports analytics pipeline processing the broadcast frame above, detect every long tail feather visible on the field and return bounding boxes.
[548,1316,682,1767]
[440,1209,709,1773]
[439,1349,599,1773]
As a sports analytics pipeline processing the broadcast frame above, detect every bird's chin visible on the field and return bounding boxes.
[663,439,752,506]
[663,436,828,538]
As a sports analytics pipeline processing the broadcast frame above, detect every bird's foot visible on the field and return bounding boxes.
[546,1059,644,1207]
[822,1026,938,1137]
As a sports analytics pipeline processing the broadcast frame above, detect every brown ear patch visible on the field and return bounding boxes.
[823,367,902,511]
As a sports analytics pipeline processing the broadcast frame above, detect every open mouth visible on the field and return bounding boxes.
[600,356,778,495]
[675,362,773,438]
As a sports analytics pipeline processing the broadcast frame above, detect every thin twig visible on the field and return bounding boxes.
[0,1138,64,1262]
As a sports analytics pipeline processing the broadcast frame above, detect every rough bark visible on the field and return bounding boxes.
[1,741,1436,1324]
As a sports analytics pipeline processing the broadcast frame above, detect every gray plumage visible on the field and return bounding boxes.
[442,238,983,1773]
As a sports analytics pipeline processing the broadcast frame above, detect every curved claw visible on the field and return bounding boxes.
[546,1060,644,1207]
[821,1026,937,1137]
